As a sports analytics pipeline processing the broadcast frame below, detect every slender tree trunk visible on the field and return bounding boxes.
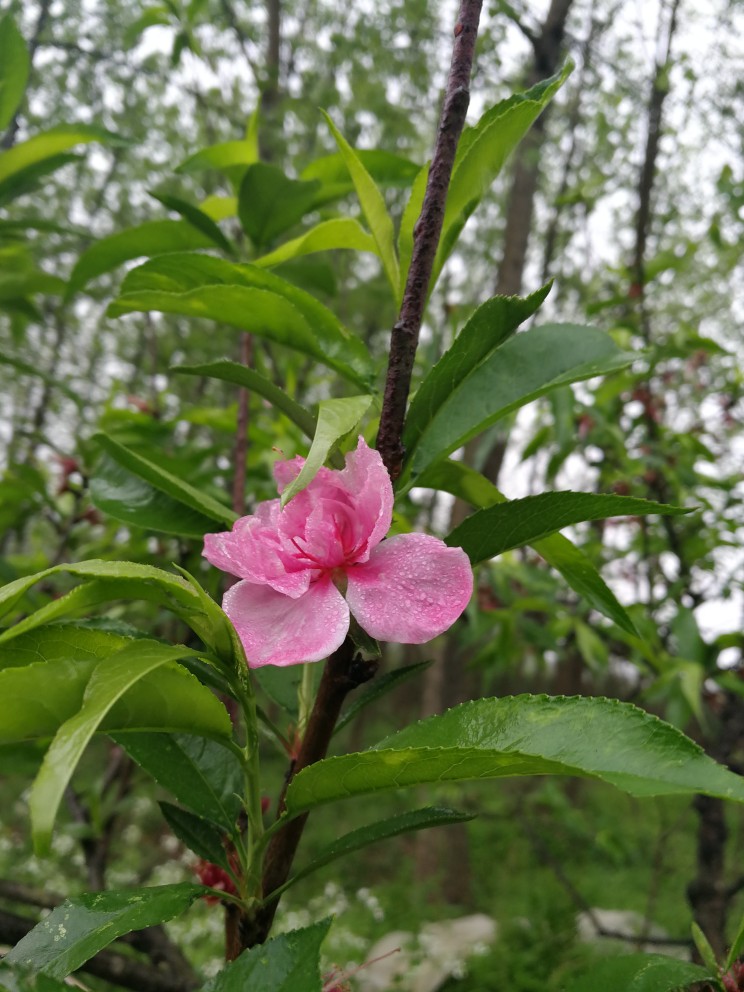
[495,0,574,297]
[259,0,282,160]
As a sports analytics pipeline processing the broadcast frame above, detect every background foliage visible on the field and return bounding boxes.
[0,0,743,989]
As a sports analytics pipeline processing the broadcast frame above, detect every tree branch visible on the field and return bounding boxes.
[236,638,376,950]
[376,0,484,480]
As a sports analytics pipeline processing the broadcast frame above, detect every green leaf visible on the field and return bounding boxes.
[176,139,258,177]
[159,801,233,869]
[446,491,690,565]
[280,395,372,506]
[0,125,124,189]
[301,149,419,187]
[568,954,712,992]
[0,561,229,663]
[418,459,638,635]
[322,112,399,295]
[120,733,243,831]
[67,220,216,296]
[334,660,432,734]
[0,15,30,132]
[432,63,572,288]
[92,432,237,525]
[238,163,323,248]
[0,644,231,753]
[0,963,71,991]
[150,191,235,253]
[5,884,206,978]
[108,253,373,386]
[0,560,194,619]
[408,323,636,478]
[403,287,550,463]
[725,910,744,970]
[275,807,472,897]
[172,360,317,439]
[90,453,221,537]
[28,640,211,854]
[691,923,720,978]
[0,622,133,672]
[284,695,744,817]
[0,152,81,208]
[253,665,305,717]
[201,919,331,992]
[254,217,377,268]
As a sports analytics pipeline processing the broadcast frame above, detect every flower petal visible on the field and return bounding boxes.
[336,437,393,561]
[223,577,349,667]
[203,504,312,598]
[345,533,473,643]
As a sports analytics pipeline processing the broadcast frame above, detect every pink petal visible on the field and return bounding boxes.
[335,437,393,561]
[345,533,473,643]
[203,505,312,599]
[223,577,350,668]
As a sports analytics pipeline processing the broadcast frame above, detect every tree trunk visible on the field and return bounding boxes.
[495,0,574,297]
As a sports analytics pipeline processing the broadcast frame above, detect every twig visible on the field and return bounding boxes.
[376,0,484,480]
[239,639,377,949]
[231,333,253,516]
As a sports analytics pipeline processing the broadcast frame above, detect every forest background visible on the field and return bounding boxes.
[0,0,743,990]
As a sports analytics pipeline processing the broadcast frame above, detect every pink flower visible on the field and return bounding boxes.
[203,438,473,667]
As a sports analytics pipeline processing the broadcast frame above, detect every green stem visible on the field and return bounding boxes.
[297,663,315,738]
[236,668,264,900]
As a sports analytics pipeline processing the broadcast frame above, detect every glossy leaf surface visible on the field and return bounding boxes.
[90,453,222,537]
[254,217,377,268]
[432,63,572,287]
[447,491,689,564]
[280,394,372,505]
[109,253,373,385]
[121,733,243,831]
[322,113,399,294]
[159,802,233,869]
[402,286,550,463]
[285,695,744,815]
[174,360,317,438]
[201,919,331,992]
[420,459,637,633]
[29,640,225,853]
[409,323,635,477]
[92,433,237,525]
[5,885,206,977]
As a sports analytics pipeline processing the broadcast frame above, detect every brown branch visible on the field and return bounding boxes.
[631,0,681,334]
[231,333,253,516]
[236,639,376,950]
[376,0,484,480]
[495,0,573,297]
